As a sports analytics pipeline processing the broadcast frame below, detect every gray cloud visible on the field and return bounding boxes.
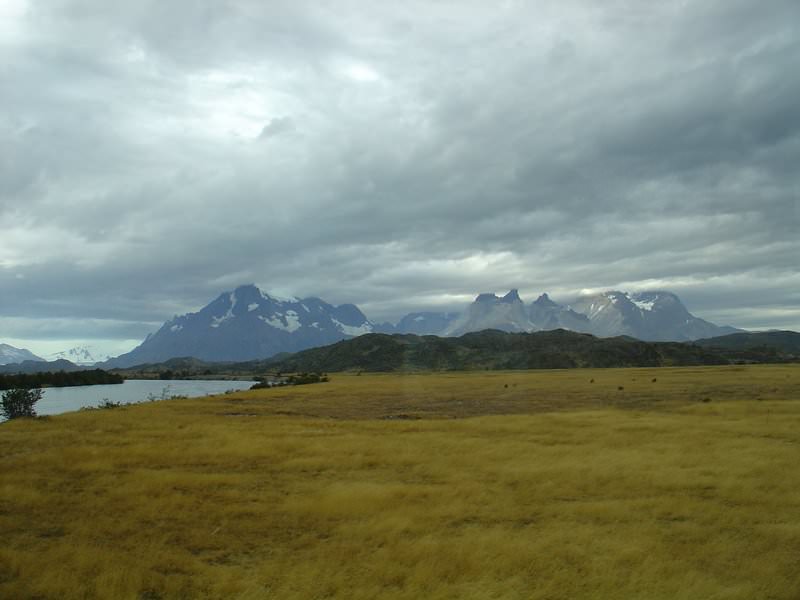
[2,0,798,355]
[259,116,295,139]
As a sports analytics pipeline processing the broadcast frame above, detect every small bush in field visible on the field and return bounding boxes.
[1,388,43,420]
[98,399,123,409]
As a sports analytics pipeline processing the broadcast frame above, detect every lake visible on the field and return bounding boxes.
[26,379,257,417]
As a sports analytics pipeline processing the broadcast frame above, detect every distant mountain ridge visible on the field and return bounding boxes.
[46,345,110,365]
[0,343,44,365]
[393,289,739,342]
[101,284,745,367]
[0,358,84,374]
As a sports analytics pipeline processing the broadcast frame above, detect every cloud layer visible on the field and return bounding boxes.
[2,0,799,354]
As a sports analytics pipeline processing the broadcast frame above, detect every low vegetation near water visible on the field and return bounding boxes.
[1,364,799,599]
[0,369,123,390]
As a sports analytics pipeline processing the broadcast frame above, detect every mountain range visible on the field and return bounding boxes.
[45,346,111,365]
[99,284,741,367]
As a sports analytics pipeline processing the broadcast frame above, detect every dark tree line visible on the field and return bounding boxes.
[0,369,124,391]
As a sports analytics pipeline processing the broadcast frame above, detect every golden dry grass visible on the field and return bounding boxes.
[1,364,799,599]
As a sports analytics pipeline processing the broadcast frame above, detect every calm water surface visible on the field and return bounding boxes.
[33,379,256,417]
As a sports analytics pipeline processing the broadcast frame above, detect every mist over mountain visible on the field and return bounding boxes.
[443,290,532,336]
[529,294,592,333]
[395,312,460,336]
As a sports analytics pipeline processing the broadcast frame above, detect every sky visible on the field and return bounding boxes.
[1,0,798,359]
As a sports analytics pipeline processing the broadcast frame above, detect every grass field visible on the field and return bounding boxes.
[1,364,799,599]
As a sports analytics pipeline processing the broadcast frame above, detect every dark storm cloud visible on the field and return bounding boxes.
[1,0,798,353]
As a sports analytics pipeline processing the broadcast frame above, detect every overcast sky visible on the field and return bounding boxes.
[2,0,798,357]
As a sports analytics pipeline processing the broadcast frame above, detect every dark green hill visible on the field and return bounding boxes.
[109,330,799,377]
[695,331,800,354]
[262,329,737,373]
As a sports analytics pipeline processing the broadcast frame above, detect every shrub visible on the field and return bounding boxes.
[98,399,122,409]
[286,372,329,386]
[1,388,43,420]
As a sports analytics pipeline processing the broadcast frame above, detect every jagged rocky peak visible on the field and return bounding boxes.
[533,292,558,307]
[444,289,534,336]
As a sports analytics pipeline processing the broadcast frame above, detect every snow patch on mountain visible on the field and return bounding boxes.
[333,319,373,336]
[629,297,655,311]
[45,345,110,365]
[258,312,302,333]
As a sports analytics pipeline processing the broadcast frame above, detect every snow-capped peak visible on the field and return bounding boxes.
[45,345,109,365]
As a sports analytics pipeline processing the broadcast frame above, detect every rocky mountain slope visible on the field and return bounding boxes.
[0,344,44,365]
[443,290,532,336]
[570,290,739,341]
[103,284,376,367]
